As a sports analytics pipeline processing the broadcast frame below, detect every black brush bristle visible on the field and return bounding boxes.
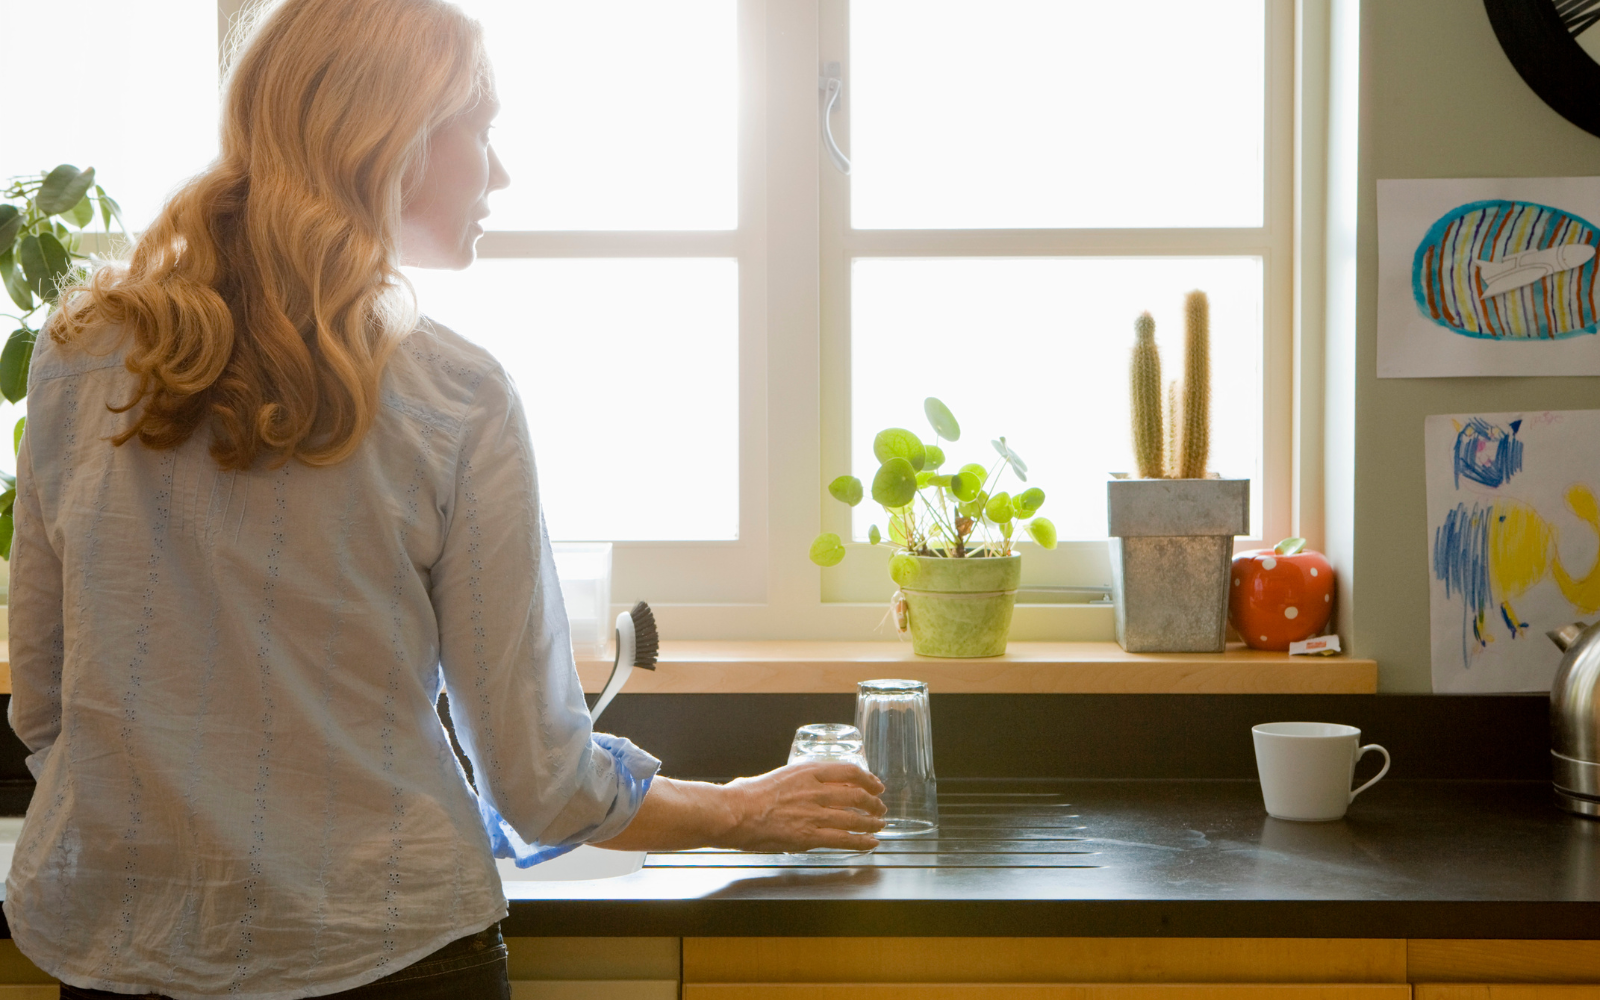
[630,600,659,670]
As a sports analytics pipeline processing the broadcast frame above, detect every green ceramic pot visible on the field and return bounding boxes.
[894,554,1022,658]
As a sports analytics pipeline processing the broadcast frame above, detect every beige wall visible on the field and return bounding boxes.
[1348,0,1600,690]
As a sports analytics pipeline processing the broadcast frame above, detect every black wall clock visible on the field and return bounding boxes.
[1484,0,1600,138]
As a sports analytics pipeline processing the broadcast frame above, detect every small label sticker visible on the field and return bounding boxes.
[1289,635,1342,656]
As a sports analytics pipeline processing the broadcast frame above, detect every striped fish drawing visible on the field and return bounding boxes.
[1412,199,1600,340]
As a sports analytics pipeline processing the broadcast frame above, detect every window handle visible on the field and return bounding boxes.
[818,61,851,175]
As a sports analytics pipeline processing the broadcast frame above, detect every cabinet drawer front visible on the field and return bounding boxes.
[1409,942,1600,984]
[685,985,1414,1000]
[1416,990,1600,1000]
[684,939,1407,984]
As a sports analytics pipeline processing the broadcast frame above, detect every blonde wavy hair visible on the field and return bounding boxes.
[54,0,491,470]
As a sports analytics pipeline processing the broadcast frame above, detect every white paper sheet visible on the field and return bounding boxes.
[1378,177,1600,377]
[1426,409,1600,693]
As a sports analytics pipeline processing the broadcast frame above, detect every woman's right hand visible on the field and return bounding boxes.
[718,762,887,853]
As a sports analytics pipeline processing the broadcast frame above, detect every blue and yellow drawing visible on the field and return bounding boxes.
[1413,200,1600,340]
[1434,419,1600,665]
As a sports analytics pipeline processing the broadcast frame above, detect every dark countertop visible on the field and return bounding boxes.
[502,778,1600,939]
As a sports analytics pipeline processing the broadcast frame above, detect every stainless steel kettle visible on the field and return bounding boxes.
[1550,619,1600,816]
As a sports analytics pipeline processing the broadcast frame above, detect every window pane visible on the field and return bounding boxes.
[0,0,218,230]
[456,0,738,231]
[850,258,1263,542]
[849,0,1264,229]
[403,259,739,541]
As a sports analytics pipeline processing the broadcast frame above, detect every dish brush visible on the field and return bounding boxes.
[590,600,658,723]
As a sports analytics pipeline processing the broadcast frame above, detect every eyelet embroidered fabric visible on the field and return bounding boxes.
[3,318,659,1000]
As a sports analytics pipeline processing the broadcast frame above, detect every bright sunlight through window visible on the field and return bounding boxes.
[849,0,1265,229]
[451,0,738,231]
[404,259,740,542]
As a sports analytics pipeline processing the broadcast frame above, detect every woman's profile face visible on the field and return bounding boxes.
[400,95,509,270]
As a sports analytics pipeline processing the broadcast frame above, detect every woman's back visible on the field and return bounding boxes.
[3,318,653,997]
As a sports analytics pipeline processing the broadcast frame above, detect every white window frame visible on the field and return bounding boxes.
[202,0,1299,643]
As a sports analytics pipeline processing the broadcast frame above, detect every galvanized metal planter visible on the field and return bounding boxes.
[1107,479,1250,653]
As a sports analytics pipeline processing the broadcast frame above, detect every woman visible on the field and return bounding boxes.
[4,1,885,997]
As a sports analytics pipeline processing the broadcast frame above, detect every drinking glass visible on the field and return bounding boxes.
[855,679,939,837]
[787,723,873,856]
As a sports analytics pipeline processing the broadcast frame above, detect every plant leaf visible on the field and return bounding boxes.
[97,188,124,230]
[950,470,982,502]
[985,491,1014,523]
[924,444,945,469]
[871,457,918,508]
[13,415,24,454]
[67,193,94,228]
[37,165,95,216]
[868,524,881,545]
[36,233,70,303]
[0,488,14,518]
[0,510,13,561]
[873,427,926,472]
[889,510,910,546]
[2,259,33,312]
[0,205,20,256]
[1274,536,1307,556]
[809,532,846,567]
[889,552,920,586]
[0,329,34,403]
[828,474,864,507]
[924,397,961,441]
[1027,517,1058,550]
[991,436,1029,481]
[1014,487,1046,516]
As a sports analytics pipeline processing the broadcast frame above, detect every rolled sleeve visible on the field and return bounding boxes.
[431,366,660,866]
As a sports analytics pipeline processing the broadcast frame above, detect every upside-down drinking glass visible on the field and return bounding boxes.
[855,679,938,837]
[787,723,873,856]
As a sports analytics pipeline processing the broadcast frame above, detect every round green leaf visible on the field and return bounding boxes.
[959,462,988,482]
[924,444,946,469]
[809,532,846,567]
[958,490,989,519]
[889,512,909,546]
[915,470,937,488]
[868,524,881,545]
[871,457,918,508]
[828,474,864,506]
[889,552,920,586]
[985,491,1014,523]
[1015,487,1046,516]
[37,165,95,216]
[1027,517,1058,550]
[924,397,961,441]
[873,427,926,472]
[950,471,981,502]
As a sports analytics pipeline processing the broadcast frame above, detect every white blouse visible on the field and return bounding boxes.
[3,318,659,999]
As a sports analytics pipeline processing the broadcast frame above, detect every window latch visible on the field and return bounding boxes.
[818,61,851,175]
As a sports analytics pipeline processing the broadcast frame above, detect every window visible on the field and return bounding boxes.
[5,0,1296,641]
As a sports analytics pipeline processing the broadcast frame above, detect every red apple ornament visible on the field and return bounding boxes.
[1229,537,1334,651]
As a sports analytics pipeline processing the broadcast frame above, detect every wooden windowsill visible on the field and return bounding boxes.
[0,640,1378,696]
[576,641,1376,694]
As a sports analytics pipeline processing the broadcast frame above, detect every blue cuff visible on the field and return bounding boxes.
[481,733,660,869]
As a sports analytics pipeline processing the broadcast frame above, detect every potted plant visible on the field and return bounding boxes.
[810,397,1057,657]
[1110,291,1249,652]
[0,164,122,557]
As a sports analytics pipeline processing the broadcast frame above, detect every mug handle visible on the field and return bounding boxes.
[1349,744,1391,802]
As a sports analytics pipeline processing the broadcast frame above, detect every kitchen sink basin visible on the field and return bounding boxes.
[496,845,646,881]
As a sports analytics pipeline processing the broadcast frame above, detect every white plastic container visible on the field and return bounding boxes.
[550,542,613,660]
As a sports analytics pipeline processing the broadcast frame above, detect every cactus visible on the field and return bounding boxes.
[1164,378,1181,478]
[1129,312,1164,479]
[1178,290,1211,479]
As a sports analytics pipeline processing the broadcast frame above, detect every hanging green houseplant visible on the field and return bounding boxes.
[0,164,123,557]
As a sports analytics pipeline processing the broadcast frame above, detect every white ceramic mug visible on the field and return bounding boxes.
[1251,722,1391,822]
